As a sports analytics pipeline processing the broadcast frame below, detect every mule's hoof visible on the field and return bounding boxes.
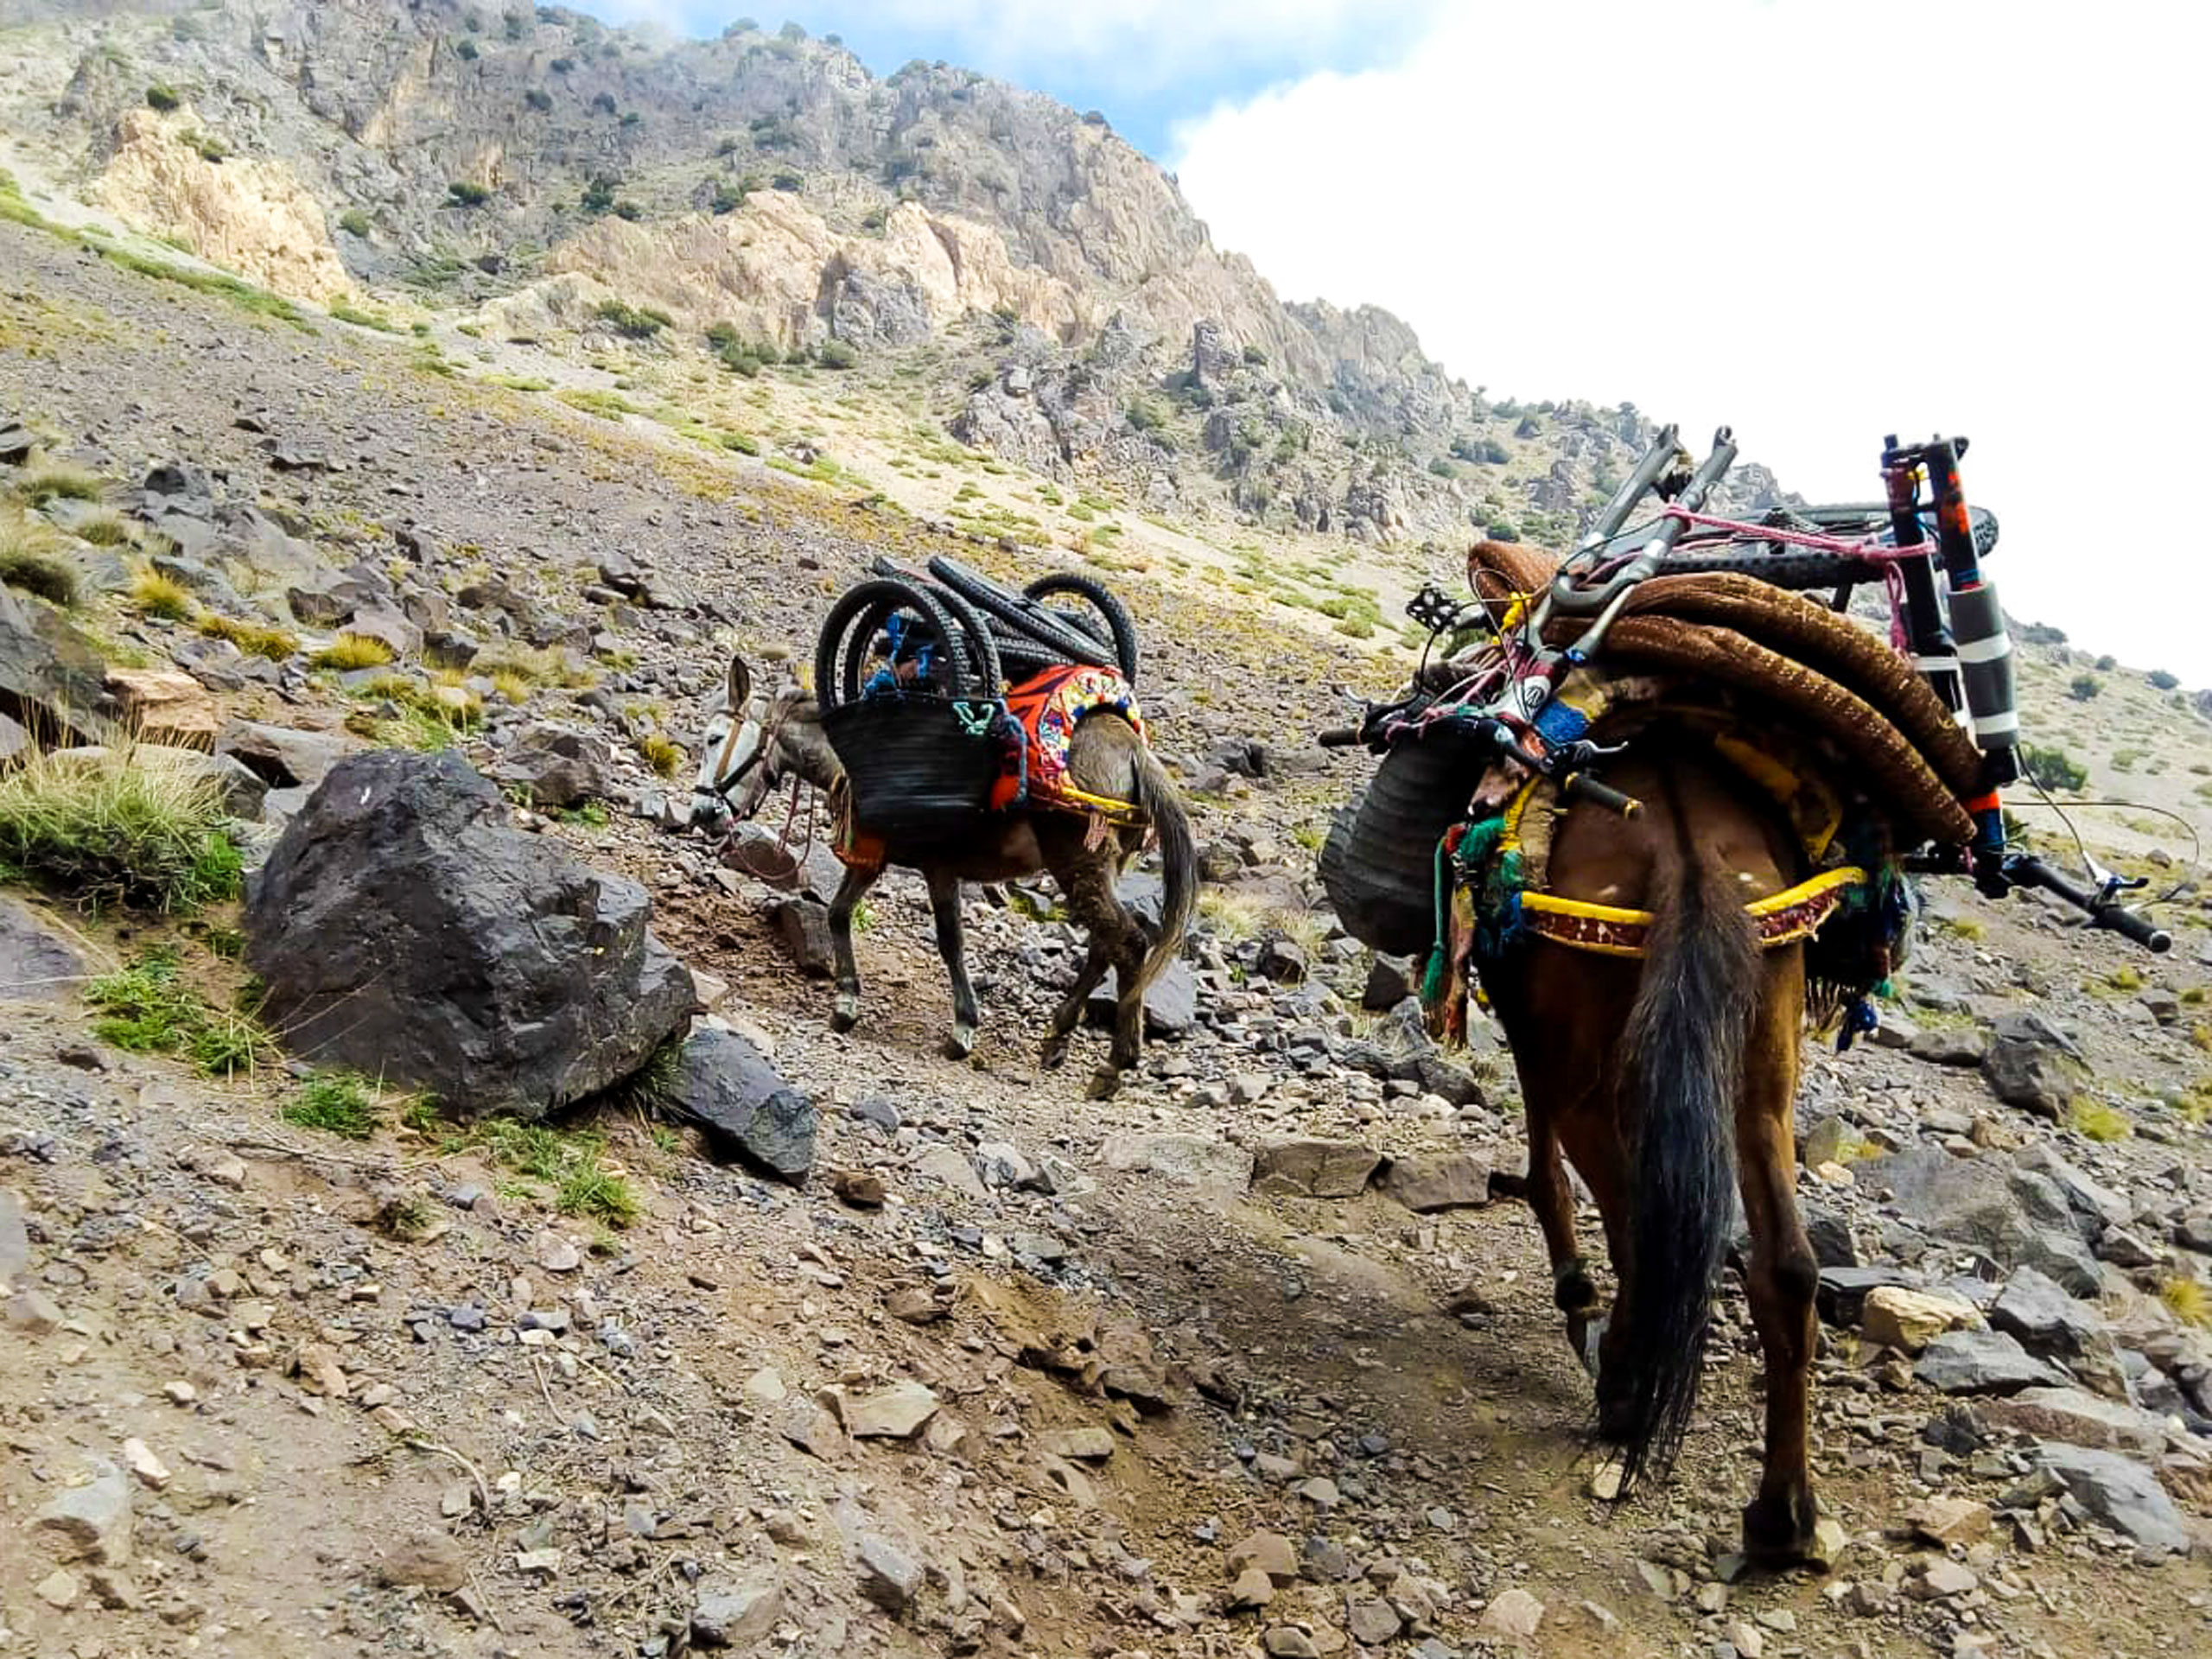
[1084,1067,1121,1101]
[1039,1039,1070,1071]
[1740,1492,1827,1573]
[944,1026,977,1062]
[1577,1312,1611,1382]
[830,996,861,1034]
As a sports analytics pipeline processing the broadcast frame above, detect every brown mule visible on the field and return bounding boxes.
[701,656,1197,1096]
[1481,728,1823,1569]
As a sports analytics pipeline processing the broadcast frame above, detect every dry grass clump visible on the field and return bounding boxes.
[0,741,241,912]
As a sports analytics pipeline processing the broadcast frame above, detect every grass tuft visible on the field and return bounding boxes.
[19,461,105,505]
[283,1073,378,1139]
[198,611,298,661]
[637,733,683,778]
[86,949,268,1077]
[0,741,240,912]
[312,632,397,671]
[130,568,194,620]
[0,514,81,606]
[2066,1096,2133,1143]
[2161,1275,2212,1330]
[453,1118,641,1230]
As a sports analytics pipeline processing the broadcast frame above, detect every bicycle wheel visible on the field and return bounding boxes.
[1023,572,1141,683]
[926,554,1117,669]
[813,579,975,712]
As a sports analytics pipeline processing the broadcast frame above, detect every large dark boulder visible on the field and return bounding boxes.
[243,750,693,1119]
[664,1026,816,1184]
[0,582,110,744]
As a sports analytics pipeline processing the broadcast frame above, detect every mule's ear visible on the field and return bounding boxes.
[727,653,753,710]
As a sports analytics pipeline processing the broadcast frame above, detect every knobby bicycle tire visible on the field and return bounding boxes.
[814,579,976,711]
[1022,572,1141,683]
[926,555,1117,669]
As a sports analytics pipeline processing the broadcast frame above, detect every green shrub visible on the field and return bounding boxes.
[455,37,480,60]
[0,512,79,606]
[709,179,746,214]
[188,132,228,163]
[447,180,492,208]
[581,174,618,213]
[198,612,297,661]
[817,337,857,370]
[596,300,672,338]
[130,568,193,620]
[771,170,802,192]
[339,208,372,238]
[2068,673,2101,702]
[146,84,181,112]
[613,200,644,220]
[524,88,553,112]
[2149,669,2181,691]
[312,632,397,670]
[0,744,242,912]
[2018,741,2088,791]
[19,461,105,505]
[1485,520,1521,542]
[284,1074,379,1139]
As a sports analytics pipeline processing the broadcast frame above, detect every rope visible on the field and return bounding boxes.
[1656,505,1929,563]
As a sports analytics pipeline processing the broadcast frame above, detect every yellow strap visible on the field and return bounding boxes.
[1522,865,1867,929]
[1051,783,1146,823]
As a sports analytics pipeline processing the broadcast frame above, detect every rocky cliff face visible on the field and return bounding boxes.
[0,0,1770,551]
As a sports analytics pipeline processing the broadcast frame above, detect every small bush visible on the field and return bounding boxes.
[596,300,673,338]
[1485,520,1521,542]
[0,745,241,912]
[74,509,134,546]
[0,513,79,606]
[771,170,802,192]
[2161,1275,2212,1330]
[2017,742,2088,791]
[2149,669,2181,691]
[454,37,480,60]
[2068,674,2101,702]
[284,1073,378,1139]
[581,174,618,213]
[130,568,193,620]
[188,131,227,163]
[448,180,492,208]
[613,200,644,221]
[2067,1096,2132,1142]
[709,179,746,214]
[2094,653,2116,672]
[817,337,857,370]
[146,83,181,112]
[312,632,397,670]
[638,733,683,777]
[198,612,297,661]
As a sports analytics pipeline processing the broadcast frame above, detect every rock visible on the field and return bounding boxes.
[105,667,220,744]
[120,1440,169,1491]
[772,899,836,977]
[1861,1287,1982,1354]
[1984,1386,2174,1452]
[1255,935,1308,982]
[378,1530,467,1592]
[1347,1596,1402,1644]
[535,1231,582,1273]
[1909,1496,1992,1547]
[1380,1151,1491,1212]
[1362,956,1416,1010]
[1917,1559,1979,1599]
[2016,1143,2133,1230]
[1228,1532,1299,1585]
[488,722,611,810]
[669,1027,814,1183]
[216,719,354,790]
[2095,1224,2162,1268]
[1229,1567,1277,1609]
[1250,1138,1381,1199]
[1039,1426,1115,1461]
[243,751,693,1119]
[33,1457,132,1564]
[0,1186,27,1281]
[914,1142,988,1200]
[1990,1265,2106,1357]
[2035,1443,2191,1554]
[1802,1203,1858,1268]
[1087,956,1198,1038]
[834,1169,887,1209]
[1262,1626,1316,1656]
[1914,1329,2068,1395]
[855,1533,922,1614]
[1908,1027,1990,1067]
[0,897,86,1001]
[843,1380,941,1439]
[690,1580,783,1648]
[35,1567,79,1609]
[1862,1147,2101,1292]
[5,1287,62,1332]
[1981,1010,2085,1118]
[1101,1132,1253,1192]
[1817,1263,1925,1325]
[0,580,110,745]
[344,606,423,659]
[1479,1587,1546,1642]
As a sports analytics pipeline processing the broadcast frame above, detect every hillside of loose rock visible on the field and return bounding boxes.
[4,13,2212,1659]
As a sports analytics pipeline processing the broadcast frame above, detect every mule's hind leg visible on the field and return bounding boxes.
[1042,937,1108,1071]
[1526,1109,1605,1375]
[925,868,981,1060]
[1057,844,1148,1099]
[1736,954,1821,1567]
[825,863,882,1033]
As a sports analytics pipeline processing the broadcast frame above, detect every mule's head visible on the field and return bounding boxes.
[691,653,772,830]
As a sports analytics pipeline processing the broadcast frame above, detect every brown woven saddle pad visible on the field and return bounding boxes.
[1466,540,1978,847]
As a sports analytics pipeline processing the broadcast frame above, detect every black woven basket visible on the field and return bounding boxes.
[821,696,1001,843]
[1319,725,1485,957]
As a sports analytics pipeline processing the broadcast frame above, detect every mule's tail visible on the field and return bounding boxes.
[1611,832,1760,1490]
[1129,743,1197,999]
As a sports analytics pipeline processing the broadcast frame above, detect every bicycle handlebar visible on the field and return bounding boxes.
[2002,854,2171,953]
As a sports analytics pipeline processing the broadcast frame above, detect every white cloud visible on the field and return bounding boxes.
[1173,1,2212,680]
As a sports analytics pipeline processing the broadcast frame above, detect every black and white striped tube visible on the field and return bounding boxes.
[1948,580,2019,775]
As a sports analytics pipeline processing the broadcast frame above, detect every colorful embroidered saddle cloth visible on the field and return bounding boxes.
[988,664,1147,818]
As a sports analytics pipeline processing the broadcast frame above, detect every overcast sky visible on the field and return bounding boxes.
[589,2,2210,679]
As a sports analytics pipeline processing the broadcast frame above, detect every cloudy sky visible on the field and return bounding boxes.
[590,2,2210,680]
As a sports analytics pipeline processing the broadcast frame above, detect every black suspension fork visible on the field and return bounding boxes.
[1880,435,1961,711]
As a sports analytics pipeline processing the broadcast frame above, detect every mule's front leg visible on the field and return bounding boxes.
[825,864,880,1033]
[1042,938,1107,1071]
[1526,1116,1605,1376]
[925,868,980,1059]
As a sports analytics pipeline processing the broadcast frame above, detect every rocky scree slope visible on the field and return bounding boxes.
[0,0,1788,556]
